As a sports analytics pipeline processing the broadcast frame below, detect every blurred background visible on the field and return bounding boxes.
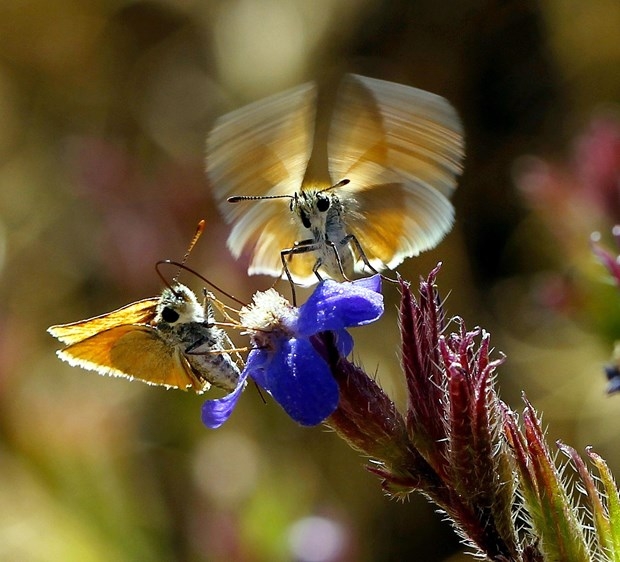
[1,0,619,560]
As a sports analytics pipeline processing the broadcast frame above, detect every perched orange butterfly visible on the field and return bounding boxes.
[48,222,241,393]
[207,73,464,286]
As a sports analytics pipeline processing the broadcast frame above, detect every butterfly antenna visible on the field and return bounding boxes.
[155,220,206,294]
[158,260,246,307]
[228,194,295,203]
[319,178,350,193]
[175,219,206,282]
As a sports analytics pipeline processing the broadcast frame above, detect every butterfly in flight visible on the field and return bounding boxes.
[207,73,464,287]
[48,222,241,393]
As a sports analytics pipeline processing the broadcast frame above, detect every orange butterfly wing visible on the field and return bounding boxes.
[207,83,317,279]
[48,298,158,345]
[56,325,207,392]
[328,74,465,271]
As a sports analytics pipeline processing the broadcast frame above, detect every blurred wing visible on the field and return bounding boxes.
[239,208,318,284]
[328,74,464,269]
[57,325,203,391]
[207,83,317,277]
[48,298,158,345]
[346,182,446,272]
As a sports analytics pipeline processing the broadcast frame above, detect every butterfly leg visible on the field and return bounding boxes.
[272,240,310,295]
[220,328,246,367]
[280,240,322,306]
[200,291,216,319]
[204,289,239,324]
[341,234,380,275]
[311,260,324,281]
[186,368,211,393]
[280,248,298,306]
[187,344,248,355]
[188,325,247,369]
[185,331,246,359]
[326,239,350,281]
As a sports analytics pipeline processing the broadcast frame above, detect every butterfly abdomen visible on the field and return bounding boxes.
[178,323,241,392]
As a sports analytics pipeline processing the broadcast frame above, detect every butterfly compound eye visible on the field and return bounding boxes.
[316,195,330,212]
[300,210,312,229]
[161,307,180,323]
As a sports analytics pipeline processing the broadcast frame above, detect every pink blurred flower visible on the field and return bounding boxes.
[516,112,620,231]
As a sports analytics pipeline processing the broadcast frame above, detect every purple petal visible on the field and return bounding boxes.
[350,274,382,293]
[297,276,384,336]
[201,371,249,429]
[243,348,269,388]
[334,329,354,356]
[262,338,339,425]
[605,364,620,394]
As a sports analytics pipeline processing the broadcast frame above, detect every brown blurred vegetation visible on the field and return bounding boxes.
[0,1,619,560]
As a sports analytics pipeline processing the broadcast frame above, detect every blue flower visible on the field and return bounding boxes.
[202,275,383,428]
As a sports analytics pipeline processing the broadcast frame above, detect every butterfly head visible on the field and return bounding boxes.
[156,284,205,327]
[291,190,331,233]
[291,179,350,239]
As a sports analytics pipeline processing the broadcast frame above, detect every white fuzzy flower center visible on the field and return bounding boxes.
[239,289,298,347]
